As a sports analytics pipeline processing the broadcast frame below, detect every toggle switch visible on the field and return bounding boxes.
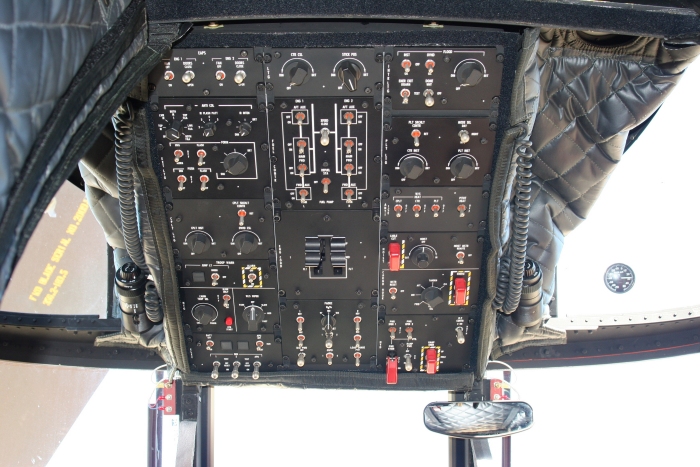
[353,316,361,333]
[423,89,435,107]
[211,361,220,380]
[252,361,261,380]
[401,88,410,104]
[354,334,362,350]
[457,204,466,217]
[211,273,219,287]
[404,354,413,372]
[297,139,307,154]
[199,175,209,191]
[431,204,440,217]
[164,70,174,81]
[354,352,362,367]
[255,340,264,351]
[413,204,421,217]
[454,277,468,306]
[231,361,240,379]
[197,149,206,166]
[295,112,306,125]
[238,209,247,226]
[389,287,397,300]
[344,189,354,204]
[459,129,470,144]
[177,175,187,191]
[401,59,412,75]
[233,70,246,84]
[344,140,354,154]
[215,70,226,81]
[425,59,435,75]
[405,326,413,340]
[411,129,421,147]
[320,128,330,146]
[425,348,437,374]
[296,316,304,333]
[344,163,354,176]
[386,356,398,384]
[343,111,354,125]
[297,334,305,349]
[297,352,305,367]
[299,189,309,203]
[394,205,403,217]
[456,326,466,344]
[321,178,331,194]
[389,326,396,340]
[388,242,401,272]
[456,251,465,265]
[174,149,183,163]
[326,352,334,365]
[182,70,195,83]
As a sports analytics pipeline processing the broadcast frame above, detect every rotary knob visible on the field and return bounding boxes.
[450,155,476,179]
[399,156,425,180]
[336,61,362,92]
[410,246,435,269]
[421,287,444,309]
[233,231,258,254]
[186,232,212,255]
[165,120,182,141]
[288,60,311,87]
[192,303,217,325]
[455,60,484,87]
[237,122,252,137]
[223,152,249,176]
[203,122,216,137]
[243,305,264,331]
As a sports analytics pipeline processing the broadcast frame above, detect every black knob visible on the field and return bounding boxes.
[186,232,212,255]
[450,155,476,179]
[421,287,444,309]
[192,303,217,325]
[237,122,252,137]
[410,246,435,269]
[243,305,264,331]
[399,156,425,180]
[165,120,182,141]
[337,61,362,92]
[455,60,484,87]
[223,152,249,176]
[203,122,216,137]
[233,231,258,254]
[288,60,311,87]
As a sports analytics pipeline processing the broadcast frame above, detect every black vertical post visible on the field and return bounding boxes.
[502,436,511,467]
[448,390,473,467]
[195,386,214,467]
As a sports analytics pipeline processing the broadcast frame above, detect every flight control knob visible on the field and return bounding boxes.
[450,155,476,179]
[288,60,311,86]
[243,305,264,331]
[165,120,182,141]
[237,122,252,137]
[399,156,425,180]
[223,152,249,176]
[455,60,484,87]
[421,287,444,309]
[192,303,217,325]
[410,246,435,269]
[203,122,216,138]
[186,232,212,255]
[336,61,362,92]
[233,231,258,254]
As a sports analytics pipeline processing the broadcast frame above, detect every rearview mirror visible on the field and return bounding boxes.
[423,401,533,438]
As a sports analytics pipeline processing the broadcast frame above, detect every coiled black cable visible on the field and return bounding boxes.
[502,142,534,314]
[144,281,163,323]
[112,102,147,272]
[493,256,511,310]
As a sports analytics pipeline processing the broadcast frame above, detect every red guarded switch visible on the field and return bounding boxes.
[386,356,399,384]
[454,277,468,306]
[425,348,438,374]
[388,242,401,272]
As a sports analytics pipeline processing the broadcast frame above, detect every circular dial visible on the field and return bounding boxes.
[192,303,217,325]
[233,231,259,254]
[455,60,485,87]
[287,60,311,86]
[203,122,216,137]
[336,60,362,92]
[186,231,212,255]
[223,152,249,176]
[421,286,444,309]
[604,263,635,294]
[399,156,425,180]
[410,246,436,269]
[237,122,252,137]
[450,155,476,179]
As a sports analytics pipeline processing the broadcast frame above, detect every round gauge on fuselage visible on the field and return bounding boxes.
[604,263,635,294]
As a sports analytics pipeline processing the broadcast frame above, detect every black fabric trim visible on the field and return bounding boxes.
[145,0,700,39]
